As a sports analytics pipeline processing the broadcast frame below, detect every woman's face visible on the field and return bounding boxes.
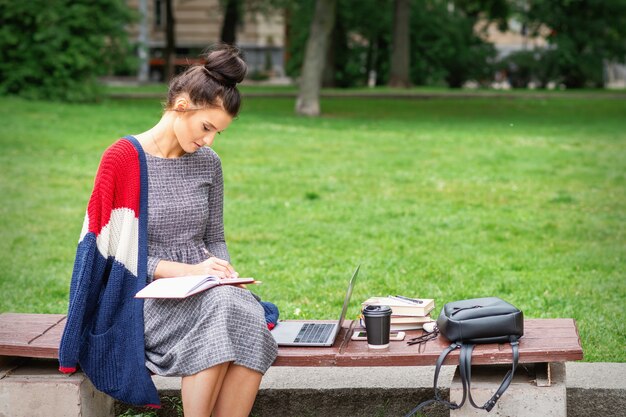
[173,104,233,153]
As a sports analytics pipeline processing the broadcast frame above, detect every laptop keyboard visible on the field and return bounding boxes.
[294,323,335,344]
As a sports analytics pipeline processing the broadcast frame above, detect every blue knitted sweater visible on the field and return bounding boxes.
[58,137,160,407]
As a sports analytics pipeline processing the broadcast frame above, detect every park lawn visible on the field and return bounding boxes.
[0,94,624,362]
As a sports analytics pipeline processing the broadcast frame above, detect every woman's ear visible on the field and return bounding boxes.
[174,97,189,111]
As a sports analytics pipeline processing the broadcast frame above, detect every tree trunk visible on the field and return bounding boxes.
[322,23,337,88]
[375,35,388,86]
[164,0,176,81]
[388,0,411,88]
[283,7,292,74]
[365,36,375,85]
[295,0,337,116]
[220,0,239,45]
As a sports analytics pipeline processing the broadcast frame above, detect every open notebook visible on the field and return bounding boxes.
[135,275,255,299]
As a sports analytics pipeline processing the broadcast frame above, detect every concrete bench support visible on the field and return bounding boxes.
[450,362,566,417]
[0,358,114,417]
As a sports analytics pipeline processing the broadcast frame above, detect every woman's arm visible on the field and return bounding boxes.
[204,151,231,262]
[151,257,236,280]
[148,151,236,281]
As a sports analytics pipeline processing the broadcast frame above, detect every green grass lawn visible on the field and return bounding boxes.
[0,93,624,362]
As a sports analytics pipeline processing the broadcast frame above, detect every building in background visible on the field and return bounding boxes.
[480,19,548,58]
[126,0,286,82]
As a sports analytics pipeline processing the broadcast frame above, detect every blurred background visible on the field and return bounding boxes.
[1,0,625,101]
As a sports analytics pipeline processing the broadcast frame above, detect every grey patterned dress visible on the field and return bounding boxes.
[142,146,278,377]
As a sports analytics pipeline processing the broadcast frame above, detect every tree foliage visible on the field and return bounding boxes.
[523,0,626,88]
[286,0,502,88]
[0,0,135,101]
[411,1,498,87]
[285,0,388,86]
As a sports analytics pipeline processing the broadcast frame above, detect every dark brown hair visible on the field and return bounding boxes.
[166,44,247,116]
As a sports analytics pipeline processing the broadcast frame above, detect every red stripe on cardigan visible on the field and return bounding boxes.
[87,139,141,236]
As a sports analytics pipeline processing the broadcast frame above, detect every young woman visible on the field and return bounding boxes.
[59,45,278,416]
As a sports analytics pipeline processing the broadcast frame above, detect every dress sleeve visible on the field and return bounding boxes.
[146,256,160,282]
[204,151,230,263]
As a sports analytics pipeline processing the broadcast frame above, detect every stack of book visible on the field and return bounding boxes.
[361,296,435,331]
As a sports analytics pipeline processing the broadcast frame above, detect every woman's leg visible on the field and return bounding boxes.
[212,365,263,417]
[181,362,230,417]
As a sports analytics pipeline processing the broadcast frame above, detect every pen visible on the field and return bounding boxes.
[391,295,424,304]
[387,295,415,305]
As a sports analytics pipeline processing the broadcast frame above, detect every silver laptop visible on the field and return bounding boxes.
[271,265,360,346]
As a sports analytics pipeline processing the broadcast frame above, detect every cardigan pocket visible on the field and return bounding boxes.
[81,326,120,392]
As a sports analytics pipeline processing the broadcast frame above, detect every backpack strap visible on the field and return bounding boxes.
[460,336,520,411]
[404,342,462,417]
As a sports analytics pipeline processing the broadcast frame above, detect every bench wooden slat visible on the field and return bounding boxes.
[275,318,583,366]
[0,333,42,344]
[0,313,65,343]
[342,318,582,366]
[0,314,66,358]
[0,313,65,324]
[0,314,583,366]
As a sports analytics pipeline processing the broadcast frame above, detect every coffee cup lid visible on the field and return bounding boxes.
[362,305,392,316]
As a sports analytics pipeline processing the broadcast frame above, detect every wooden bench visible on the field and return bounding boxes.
[0,314,583,416]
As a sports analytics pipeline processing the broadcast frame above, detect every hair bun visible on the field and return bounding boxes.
[203,44,247,87]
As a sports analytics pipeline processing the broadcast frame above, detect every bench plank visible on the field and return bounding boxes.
[0,314,66,359]
[0,314,583,366]
[335,318,583,366]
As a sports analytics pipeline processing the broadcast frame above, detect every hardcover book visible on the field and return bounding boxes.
[362,296,435,317]
[390,315,434,324]
[390,322,434,332]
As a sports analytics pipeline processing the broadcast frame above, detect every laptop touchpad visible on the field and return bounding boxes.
[270,322,302,342]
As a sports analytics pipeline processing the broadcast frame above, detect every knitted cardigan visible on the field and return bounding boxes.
[58,136,160,407]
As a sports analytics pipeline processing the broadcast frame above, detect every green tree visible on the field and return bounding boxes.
[285,0,392,87]
[322,0,388,87]
[410,0,501,87]
[0,0,135,101]
[524,0,626,88]
[285,0,508,89]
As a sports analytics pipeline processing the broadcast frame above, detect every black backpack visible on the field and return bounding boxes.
[405,297,524,416]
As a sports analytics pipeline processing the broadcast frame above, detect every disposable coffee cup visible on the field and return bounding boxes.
[362,305,392,349]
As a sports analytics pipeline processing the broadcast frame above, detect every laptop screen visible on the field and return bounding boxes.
[337,265,360,329]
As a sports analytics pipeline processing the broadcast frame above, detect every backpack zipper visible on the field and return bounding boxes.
[451,305,483,316]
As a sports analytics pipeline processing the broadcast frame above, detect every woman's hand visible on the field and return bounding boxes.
[191,257,238,279]
[151,258,239,280]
